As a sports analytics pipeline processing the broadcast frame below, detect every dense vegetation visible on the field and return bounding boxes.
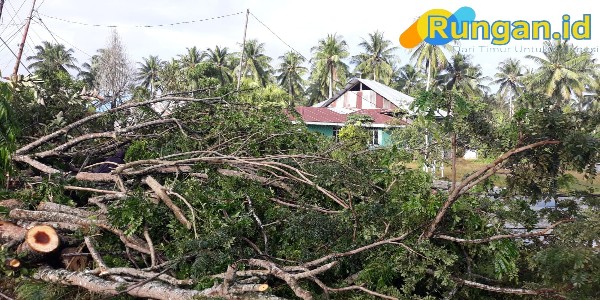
[0,30,598,300]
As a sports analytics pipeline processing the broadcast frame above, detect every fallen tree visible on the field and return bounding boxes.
[1,88,598,299]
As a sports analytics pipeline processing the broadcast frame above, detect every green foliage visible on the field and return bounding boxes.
[0,82,18,181]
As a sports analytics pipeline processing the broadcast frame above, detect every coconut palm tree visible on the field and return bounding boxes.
[136,55,163,97]
[239,40,273,87]
[276,51,307,104]
[159,59,184,94]
[526,40,597,108]
[27,41,79,75]
[493,58,524,116]
[205,46,234,85]
[393,64,424,95]
[179,46,203,70]
[310,33,349,98]
[78,54,101,90]
[437,53,490,98]
[410,41,454,91]
[351,31,397,84]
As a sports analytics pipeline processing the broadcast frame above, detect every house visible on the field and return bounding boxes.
[294,78,414,146]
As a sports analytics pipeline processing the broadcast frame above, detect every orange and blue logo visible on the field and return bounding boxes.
[399,6,591,48]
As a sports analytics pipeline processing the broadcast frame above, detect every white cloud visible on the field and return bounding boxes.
[1,0,598,90]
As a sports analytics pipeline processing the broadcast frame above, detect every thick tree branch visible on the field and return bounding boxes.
[422,140,560,239]
[11,155,62,174]
[144,176,192,229]
[9,209,150,254]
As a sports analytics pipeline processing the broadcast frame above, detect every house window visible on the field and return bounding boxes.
[332,126,341,142]
[368,128,379,145]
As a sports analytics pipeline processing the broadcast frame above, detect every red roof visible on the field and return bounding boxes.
[293,107,408,126]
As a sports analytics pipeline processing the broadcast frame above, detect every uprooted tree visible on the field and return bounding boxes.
[0,79,599,299]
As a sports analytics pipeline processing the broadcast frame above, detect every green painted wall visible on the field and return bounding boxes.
[306,124,397,147]
[307,124,333,137]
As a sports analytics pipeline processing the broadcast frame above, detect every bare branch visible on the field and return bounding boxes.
[16,96,222,155]
[303,232,410,268]
[144,176,192,229]
[11,155,62,174]
[247,259,313,300]
[270,198,342,215]
[143,226,156,268]
[435,219,574,244]
[63,185,122,195]
[453,275,564,298]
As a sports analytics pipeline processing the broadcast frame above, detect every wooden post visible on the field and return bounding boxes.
[12,0,36,77]
[236,9,249,91]
[0,0,5,21]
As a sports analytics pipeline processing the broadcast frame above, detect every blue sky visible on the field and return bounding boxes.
[1,0,598,87]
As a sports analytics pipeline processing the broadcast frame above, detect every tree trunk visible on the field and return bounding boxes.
[426,61,431,91]
[451,132,457,193]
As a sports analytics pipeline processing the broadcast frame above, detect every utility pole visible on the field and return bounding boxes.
[13,0,36,77]
[236,9,249,91]
[0,0,6,22]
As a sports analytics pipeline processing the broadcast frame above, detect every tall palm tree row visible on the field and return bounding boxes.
[27,37,600,111]
[351,31,397,84]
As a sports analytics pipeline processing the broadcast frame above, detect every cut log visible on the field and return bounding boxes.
[4,258,21,269]
[16,225,60,261]
[0,221,27,244]
[0,199,24,210]
[61,247,89,271]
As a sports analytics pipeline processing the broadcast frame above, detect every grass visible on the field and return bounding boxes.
[407,158,600,193]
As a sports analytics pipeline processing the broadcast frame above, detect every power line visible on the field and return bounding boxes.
[0,35,31,74]
[37,11,244,28]
[33,16,93,58]
[33,14,58,44]
[249,12,307,60]
[0,19,26,59]
[0,0,27,33]
[0,7,26,33]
